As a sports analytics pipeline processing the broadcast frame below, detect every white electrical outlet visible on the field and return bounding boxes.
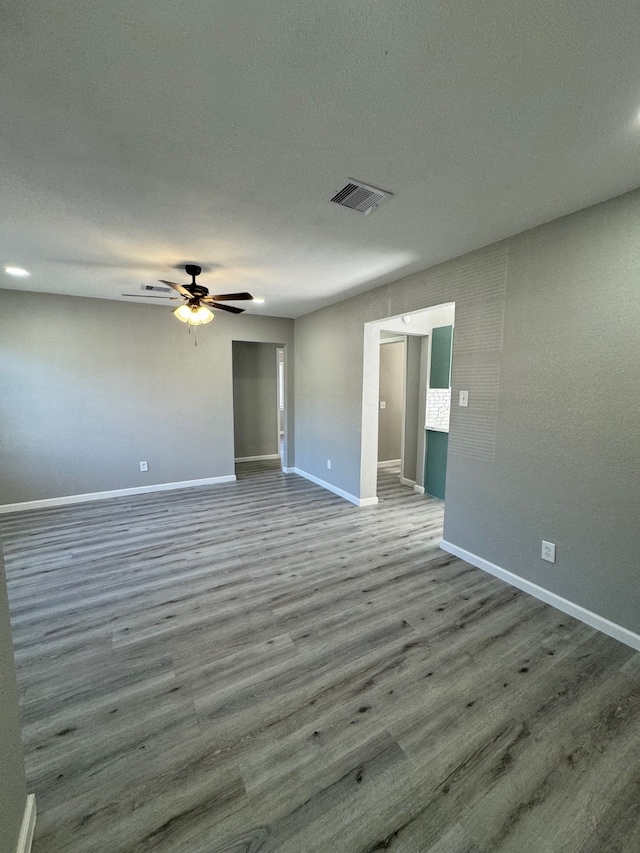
[542,540,556,563]
[140,461,149,472]
[327,459,332,470]
[379,401,386,410]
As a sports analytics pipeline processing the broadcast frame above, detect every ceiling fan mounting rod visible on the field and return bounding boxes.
[185,264,202,283]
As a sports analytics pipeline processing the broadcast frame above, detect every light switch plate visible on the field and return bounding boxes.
[140,461,149,472]
[459,390,469,407]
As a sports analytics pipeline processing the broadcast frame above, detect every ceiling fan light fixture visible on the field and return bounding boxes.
[174,303,214,325]
[174,304,193,323]
[192,305,214,325]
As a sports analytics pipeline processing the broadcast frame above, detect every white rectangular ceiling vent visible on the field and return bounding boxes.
[329,179,393,215]
[140,283,171,293]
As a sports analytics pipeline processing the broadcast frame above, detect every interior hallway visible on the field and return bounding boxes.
[1,464,639,852]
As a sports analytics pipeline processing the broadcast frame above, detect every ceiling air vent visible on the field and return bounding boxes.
[140,283,171,293]
[329,179,393,215]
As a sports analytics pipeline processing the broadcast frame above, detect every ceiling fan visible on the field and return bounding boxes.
[122,264,254,326]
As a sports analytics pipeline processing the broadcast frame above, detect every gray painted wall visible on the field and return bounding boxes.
[232,342,279,458]
[0,290,293,505]
[294,308,363,495]
[0,541,28,853]
[377,341,404,462]
[294,188,640,635]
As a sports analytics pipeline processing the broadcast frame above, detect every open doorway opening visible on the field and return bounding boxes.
[362,303,455,504]
[277,347,285,461]
[232,341,283,478]
[377,336,407,496]
[378,337,405,467]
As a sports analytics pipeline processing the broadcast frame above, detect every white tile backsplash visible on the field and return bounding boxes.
[426,388,451,432]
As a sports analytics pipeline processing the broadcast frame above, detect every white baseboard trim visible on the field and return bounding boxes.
[16,794,36,853]
[400,477,416,487]
[440,540,640,653]
[234,454,281,462]
[288,468,378,507]
[0,475,237,514]
[378,459,401,469]
[357,496,379,507]
[413,484,425,494]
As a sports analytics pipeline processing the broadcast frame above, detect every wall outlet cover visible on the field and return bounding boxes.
[140,461,149,472]
[542,540,556,563]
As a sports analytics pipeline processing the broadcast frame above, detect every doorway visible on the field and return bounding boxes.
[378,338,405,468]
[377,336,408,498]
[361,303,455,504]
[232,341,282,477]
[277,347,285,461]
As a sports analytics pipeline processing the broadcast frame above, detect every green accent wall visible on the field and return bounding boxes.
[430,325,453,388]
[425,429,449,499]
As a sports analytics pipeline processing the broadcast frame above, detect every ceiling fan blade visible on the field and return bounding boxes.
[209,291,254,302]
[159,280,194,299]
[210,302,245,314]
[121,293,176,299]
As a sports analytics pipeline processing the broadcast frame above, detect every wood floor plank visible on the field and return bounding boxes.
[1,462,639,852]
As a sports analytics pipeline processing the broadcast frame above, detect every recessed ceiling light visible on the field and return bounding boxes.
[4,265,30,277]
[252,297,266,304]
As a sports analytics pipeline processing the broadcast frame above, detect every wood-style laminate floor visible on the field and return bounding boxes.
[2,462,639,853]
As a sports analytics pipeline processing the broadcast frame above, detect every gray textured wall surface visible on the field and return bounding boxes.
[0,290,293,504]
[294,188,640,634]
[294,306,364,494]
[0,541,28,853]
[377,341,404,462]
[232,342,279,458]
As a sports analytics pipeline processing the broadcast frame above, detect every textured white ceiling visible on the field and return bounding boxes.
[2,1,640,317]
